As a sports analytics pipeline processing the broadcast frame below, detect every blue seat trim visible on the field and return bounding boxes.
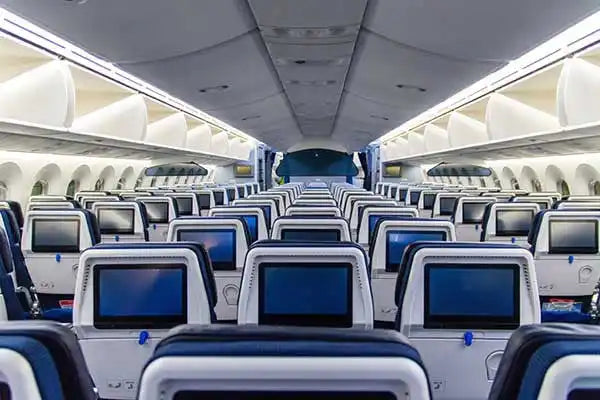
[479,202,495,241]
[175,216,251,248]
[0,226,25,320]
[0,210,34,291]
[489,323,600,400]
[0,201,23,229]
[0,321,96,400]
[135,201,150,241]
[85,242,218,320]
[0,336,63,400]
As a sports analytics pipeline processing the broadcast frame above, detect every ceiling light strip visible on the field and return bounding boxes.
[0,7,258,145]
[378,10,600,144]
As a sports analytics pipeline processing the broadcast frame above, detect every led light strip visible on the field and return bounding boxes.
[378,9,600,144]
[0,6,258,145]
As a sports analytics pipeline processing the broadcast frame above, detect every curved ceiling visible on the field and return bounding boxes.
[1,0,599,151]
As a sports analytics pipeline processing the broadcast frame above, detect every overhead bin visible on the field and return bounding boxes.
[407,132,425,155]
[447,111,488,148]
[211,131,231,156]
[423,124,450,152]
[145,112,187,147]
[186,123,214,153]
[558,52,600,126]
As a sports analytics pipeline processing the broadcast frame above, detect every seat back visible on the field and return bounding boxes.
[75,191,109,203]
[452,196,496,241]
[271,216,351,242]
[209,206,269,243]
[0,321,96,400]
[370,219,455,323]
[119,191,151,201]
[79,195,119,210]
[233,199,278,228]
[357,206,418,246]
[225,186,237,202]
[138,325,432,400]
[431,193,465,220]
[554,200,600,210]
[406,188,424,208]
[73,242,216,399]
[293,198,337,206]
[167,217,250,321]
[395,242,540,400]
[529,210,600,301]
[511,195,554,210]
[210,188,228,206]
[93,201,149,243]
[416,190,442,218]
[192,190,215,216]
[338,189,367,210]
[349,199,397,239]
[266,190,292,208]
[29,195,68,202]
[395,186,410,205]
[285,205,340,217]
[481,202,539,247]
[137,197,178,241]
[27,201,80,211]
[166,193,200,216]
[0,201,23,232]
[238,241,373,328]
[343,193,381,219]
[567,195,600,202]
[489,324,600,400]
[0,227,24,321]
[250,194,285,216]
[22,209,100,309]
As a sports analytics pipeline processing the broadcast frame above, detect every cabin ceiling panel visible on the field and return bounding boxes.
[0,0,256,64]
[364,0,600,62]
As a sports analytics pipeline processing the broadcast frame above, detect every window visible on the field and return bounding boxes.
[590,180,600,195]
[467,176,473,185]
[175,176,182,185]
[31,180,47,196]
[150,177,157,187]
[479,177,487,187]
[558,180,570,196]
[66,180,79,197]
[510,177,520,190]
[0,182,8,200]
[116,178,126,190]
[94,178,105,191]
[531,179,543,192]
[492,172,502,188]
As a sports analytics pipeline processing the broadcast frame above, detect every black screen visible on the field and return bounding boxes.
[32,220,80,253]
[385,231,447,273]
[237,186,245,199]
[424,263,520,329]
[390,187,398,198]
[98,209,135,235]
[198,194,211,210]
[175,392,396,400]
[281,229,341,242]
[410,191,421,205]
[226,188,236,201]
[495,210,534,236]
[568,389,600,400]
[399,189,408,202]
[259,263,353,327]
[213,191,224,206]
[462,202,489,224]
[175,197,193,216]
[94,264,186,329]
[177,229,236,270]
[144,202,169,224]
[423,193,436,210]
[549,220,598,254]
[439,197,457,216]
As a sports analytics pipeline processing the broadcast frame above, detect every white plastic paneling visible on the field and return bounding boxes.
[447,111,488,147]
[212,131,230,156]
[558,58,600,126]
[186,124,213,153]
[145,112,187,147]
[407,132,425,155]
[423,124,449,152]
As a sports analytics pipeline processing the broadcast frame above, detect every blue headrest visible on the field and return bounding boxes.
[175,216,251,248]
[87,242,218,311]
[134,201,149,241]
[249,240,369,277]
[0,201,23,229]
[489,323,600,400]
[479,202,495,241]
[0,321,96,400]
[0,227,24,320]
[151,325,428,373]
[368,216,430,259]
[394,242,522,309]
[0,227,13,274]
[0,208,20,244]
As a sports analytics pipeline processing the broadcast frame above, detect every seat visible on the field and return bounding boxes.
[349,199,397,240]
[192,189,215,216]
[356,206,418,247]
[554,200,600,210]
[293,198,337,206]
[489,324,600,400]
[238,241,373,328]
[21,209,100,312]
[430,193,464,221]
[137,196,178,241]
[416,190,442,218]
[27,201,81,211]
[138,325,432,400]
[394,242,540,400]
[271,216,351,242]
[369,218,455,325]
[79,195,119,210]
[285,205,341,217]
[209,206,269,243]
[166,193,201,216]
[452,196,497,241]
[343,194,383,220]
[480,202,540,247]
[528,210,600,309]
[225,186,237,202]
[249,193,285,216]
[511,195,554,210]
[0,201,23,233]
[167,216,250,321]
[0,321,96,400]
[73,242,217,400]
[406,188,424,208]
[210,188,228,206]
[395,186,410,205]
[233,198,278,228]
[265,190,292,208]
[93,201,149,243]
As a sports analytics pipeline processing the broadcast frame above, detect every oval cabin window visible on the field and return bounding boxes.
[558,180,570,196]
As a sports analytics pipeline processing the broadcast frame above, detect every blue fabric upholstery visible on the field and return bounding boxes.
[489,323,600,400]
[248,240,370,276]
[85,242,218,321]
[0,209,32,290]
[479,202,495,241]
[0,227,25,320]
[0,321,96,400]
[0,201,23,230]
[176,216,251,248]
[135,201,150,241]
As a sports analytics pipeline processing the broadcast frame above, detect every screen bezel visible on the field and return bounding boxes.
[174,391,397,400]
[423,263,520,330]
[93,263,187,329]
[548,219,599,254]
[177,229,237,270]
[31,219,80,253]
[98,208,135,235]
[280,228,341,242]
[385,230,447,273]
[462,202,489,224]
[258,262,353,328]
[495,209,534,237]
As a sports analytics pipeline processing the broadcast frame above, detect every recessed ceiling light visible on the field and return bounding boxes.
[285,79,337,87]
[396,84,426,92]
[294,59,306,65]
[370,115,390,121]
[241,115,261,121]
